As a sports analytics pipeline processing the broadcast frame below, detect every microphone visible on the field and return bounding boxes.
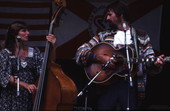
[16,35,21,42]
[122,21,127,31]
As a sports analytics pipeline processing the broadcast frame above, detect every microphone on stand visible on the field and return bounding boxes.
[122,21,133,87]
[122,21,133,111]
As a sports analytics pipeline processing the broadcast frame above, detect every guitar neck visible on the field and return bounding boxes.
[121,56,170,64]
[130,57,156,63]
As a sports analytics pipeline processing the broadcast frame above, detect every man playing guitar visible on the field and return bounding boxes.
[75,1,165,110]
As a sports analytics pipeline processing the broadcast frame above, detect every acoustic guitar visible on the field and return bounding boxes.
[84,42,170,84]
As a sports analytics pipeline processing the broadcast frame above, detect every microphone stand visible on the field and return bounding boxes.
[14,36,21,110]
[123,26,133,111]
[124,30,133,87]
[16,37,20,97]
[73,57,114,103]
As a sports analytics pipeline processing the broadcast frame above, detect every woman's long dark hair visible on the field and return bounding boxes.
[4,21,28,54]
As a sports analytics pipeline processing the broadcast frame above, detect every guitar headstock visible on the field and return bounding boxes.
[164,56,170,62]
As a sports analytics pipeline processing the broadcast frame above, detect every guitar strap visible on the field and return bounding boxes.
[131,27,146,103]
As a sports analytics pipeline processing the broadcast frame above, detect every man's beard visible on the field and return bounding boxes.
[108,21,118,31]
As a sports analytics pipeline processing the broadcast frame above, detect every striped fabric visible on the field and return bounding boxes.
[0,0,52,51]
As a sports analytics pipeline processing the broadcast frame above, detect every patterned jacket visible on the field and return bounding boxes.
[75,27,162,76]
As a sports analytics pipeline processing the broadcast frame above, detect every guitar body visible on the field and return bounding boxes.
[84,42,137,84]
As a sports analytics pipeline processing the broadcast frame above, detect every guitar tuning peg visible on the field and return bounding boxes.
[112,54,116,58]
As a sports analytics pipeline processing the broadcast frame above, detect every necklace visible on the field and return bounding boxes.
[20,57,27,68]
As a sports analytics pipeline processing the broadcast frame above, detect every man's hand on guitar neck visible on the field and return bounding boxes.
[154,54,165,67]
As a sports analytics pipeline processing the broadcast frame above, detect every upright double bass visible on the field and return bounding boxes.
[33,1,78,110]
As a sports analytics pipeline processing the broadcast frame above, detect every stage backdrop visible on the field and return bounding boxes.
[1,0,170,109]
[0,0,165,59]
